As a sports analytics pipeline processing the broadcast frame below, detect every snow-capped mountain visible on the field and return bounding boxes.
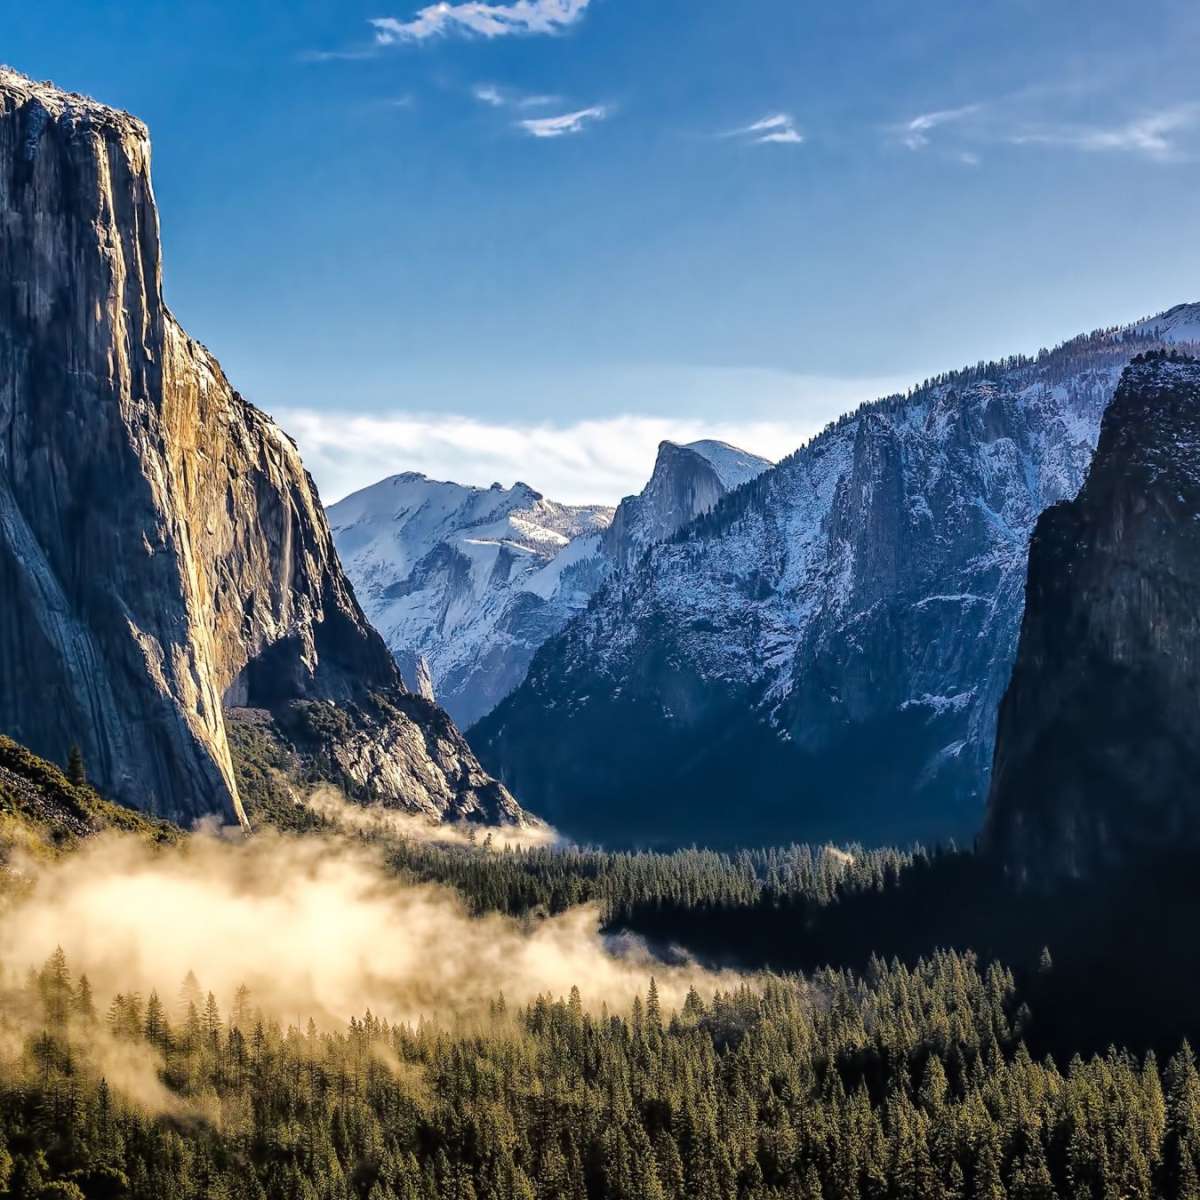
[602,440,773,571]
[329,440,771,727]
[472,306,1200,848]
[328,476,612,728]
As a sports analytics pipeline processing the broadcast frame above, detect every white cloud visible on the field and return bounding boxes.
[896,103,982,150]
[372,0,590,43]
[519,105,607,138]
[1009,105,1200,162]
[893,96,1200,163]
[272,365,909,506]
[473,82,560,108]
[473,83,506,106]
[280,411,798,505]
[728,112,804,146]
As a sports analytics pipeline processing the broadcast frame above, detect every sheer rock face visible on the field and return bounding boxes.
[0,69,523,828]
[985,355,1200,885]
[473,319,1200,848]
[602,440,771,572]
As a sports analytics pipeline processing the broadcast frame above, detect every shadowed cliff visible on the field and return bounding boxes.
[986,351,1200,884]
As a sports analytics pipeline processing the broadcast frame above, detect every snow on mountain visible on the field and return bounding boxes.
[473,306,1200,848]
[602,440,772,571]
[330,439,772,729]
[328,475,613,728]
[686,440,774,490]
[1131,301,1200,346]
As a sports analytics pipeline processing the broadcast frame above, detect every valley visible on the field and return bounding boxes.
[2,25,1200,1200]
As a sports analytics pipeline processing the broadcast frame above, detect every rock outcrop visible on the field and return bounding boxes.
[473,317,1200,848]
[0,68,523,828]
[985,353,1200,884]
[602,440,771,571]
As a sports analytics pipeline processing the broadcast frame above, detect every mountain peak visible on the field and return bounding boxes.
[683,438,772,491]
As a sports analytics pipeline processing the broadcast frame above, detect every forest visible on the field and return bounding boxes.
[5,740,1200,1199]
[3,805,1200,1199]
[5,940,1200,1200]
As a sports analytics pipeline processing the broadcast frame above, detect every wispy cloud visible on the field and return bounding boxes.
[474,83,506,107]
[895,103,982,150]
[727,113,804,146]
[519,105,608,138]
[372,0,591,43]
[298,47,381,63]
[894,95,1200,164]
[473,82,560,109]
[1009,105,1200,162]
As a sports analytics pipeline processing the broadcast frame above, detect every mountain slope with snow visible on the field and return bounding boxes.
[329,476,612,728]
[330,441,771,727]
[472,306,1200,848]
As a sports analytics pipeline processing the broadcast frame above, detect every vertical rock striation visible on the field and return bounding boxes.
[985,353,1200,884]
[0,68,523,828]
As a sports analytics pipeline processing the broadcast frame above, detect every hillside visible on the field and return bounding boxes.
[330,441,770,726]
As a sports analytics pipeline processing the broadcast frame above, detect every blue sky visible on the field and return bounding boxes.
[6,0,1200,501]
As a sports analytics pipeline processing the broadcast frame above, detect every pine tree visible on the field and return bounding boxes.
[66,744,86,786]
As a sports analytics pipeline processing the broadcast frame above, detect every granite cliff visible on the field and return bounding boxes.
[985,352,1200,884]
[0,68,523,829]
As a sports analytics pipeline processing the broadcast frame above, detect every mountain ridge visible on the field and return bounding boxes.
[472,306,1200,847]
[330,438,771,727]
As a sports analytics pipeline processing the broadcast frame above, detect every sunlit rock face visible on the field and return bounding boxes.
[986,354,1200,885]
[0,68,523,829]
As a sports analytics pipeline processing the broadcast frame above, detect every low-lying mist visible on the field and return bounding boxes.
[0,827,740,1035]
[303,785,562,851]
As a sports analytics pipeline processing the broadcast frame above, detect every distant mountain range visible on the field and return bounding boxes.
[329,440,771,727]
[470,305,1200,848]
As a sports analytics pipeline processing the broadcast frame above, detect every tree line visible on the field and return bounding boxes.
[4,944,1200,1200]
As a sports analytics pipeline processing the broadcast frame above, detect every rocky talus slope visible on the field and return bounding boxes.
[985,353,1200,884]
[474,312,1200,847]
[0,68,523,829]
